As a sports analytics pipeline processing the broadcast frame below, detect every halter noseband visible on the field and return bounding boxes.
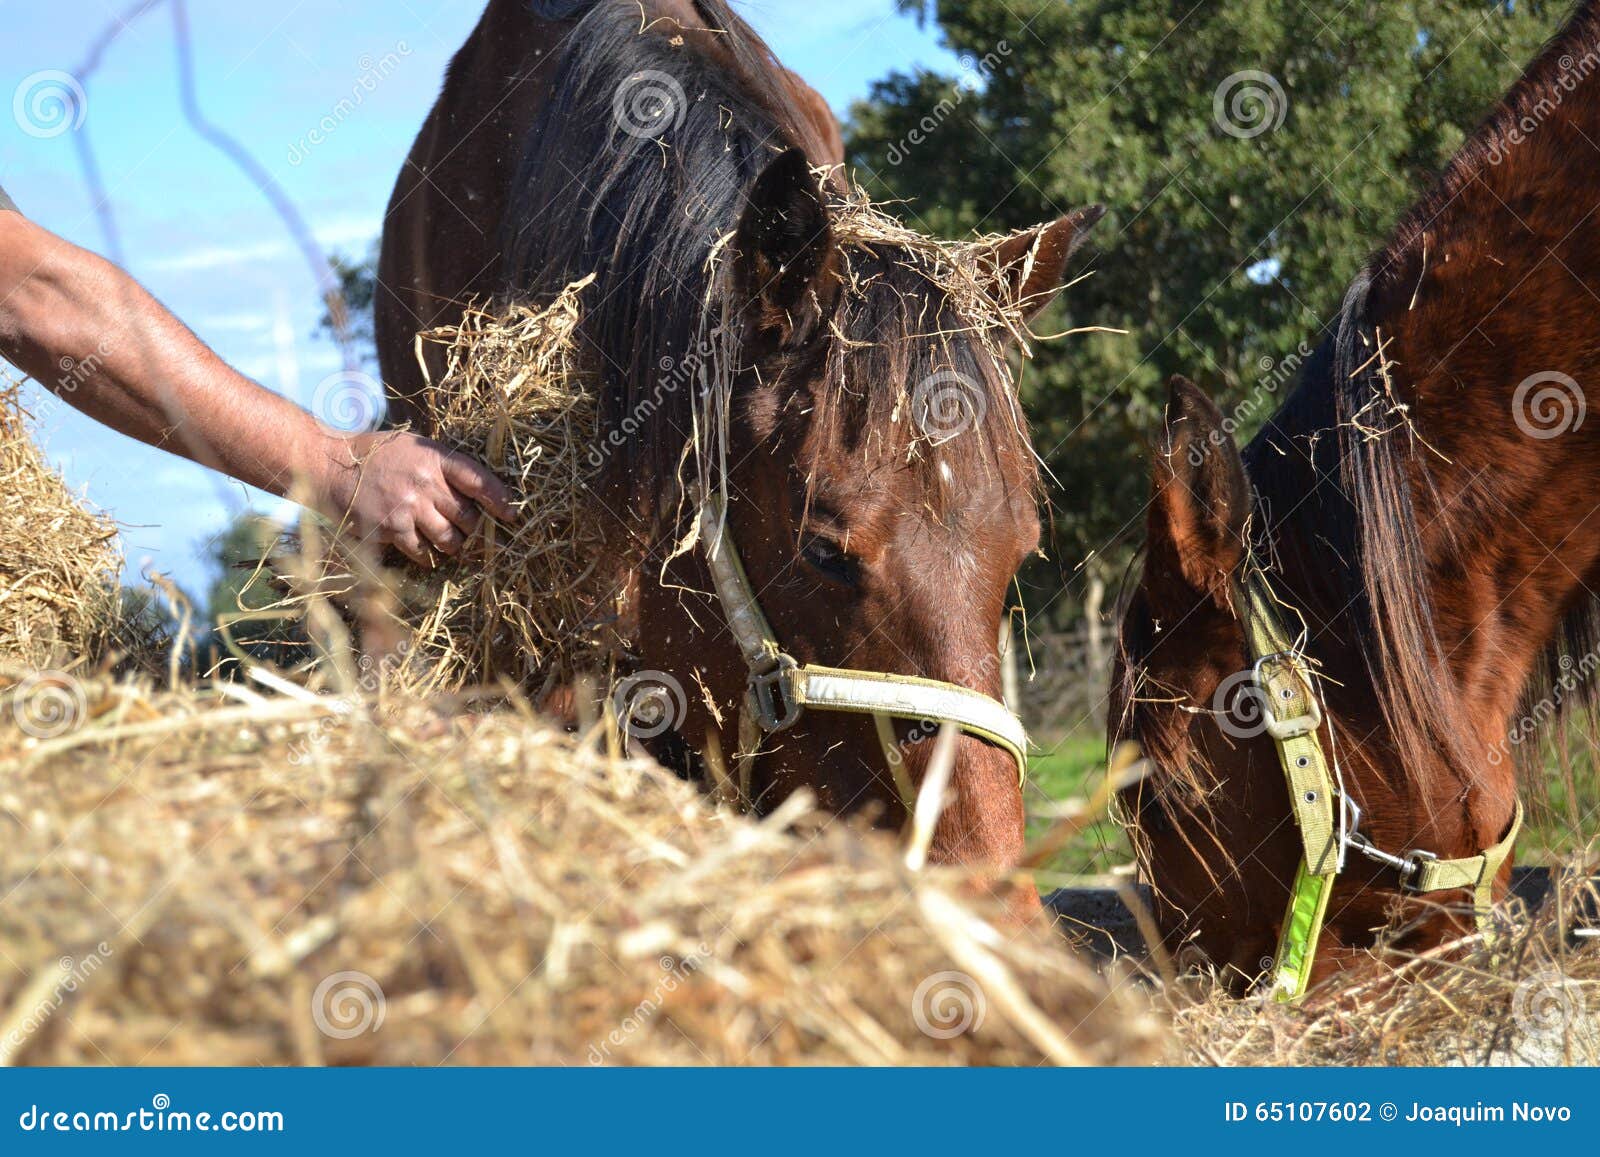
[695,493,1028,804]
[1238,558,1523,1002]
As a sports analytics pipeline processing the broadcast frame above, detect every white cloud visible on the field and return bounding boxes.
[147,238,290,273]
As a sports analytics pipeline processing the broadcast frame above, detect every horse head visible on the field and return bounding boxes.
[635,150,1102,876]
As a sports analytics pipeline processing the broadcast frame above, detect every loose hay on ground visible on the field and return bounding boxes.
[1161,877,1600,1065]
[0,677,1162,1065]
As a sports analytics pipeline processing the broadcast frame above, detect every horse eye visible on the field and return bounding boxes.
[800,537,859,586]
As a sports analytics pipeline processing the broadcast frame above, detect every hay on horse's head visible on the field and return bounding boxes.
[399,190,1056,693]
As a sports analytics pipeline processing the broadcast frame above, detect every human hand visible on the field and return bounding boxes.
[319,430,516,565]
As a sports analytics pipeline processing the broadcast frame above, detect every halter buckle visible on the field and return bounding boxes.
[1253,652,1324,739]
[749,654,801,732]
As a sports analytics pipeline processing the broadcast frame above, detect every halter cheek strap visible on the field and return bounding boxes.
[695,495,1029,801]
[1239,569,1524,1002]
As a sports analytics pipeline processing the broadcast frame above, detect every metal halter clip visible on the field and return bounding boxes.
[1344,828,1438,888]
[1338,794,1362,873]
[749,654,801,732]
[1252,652,1324,740]
[1399,849,1439,892]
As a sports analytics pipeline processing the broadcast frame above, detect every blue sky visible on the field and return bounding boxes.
[1,0,957,596]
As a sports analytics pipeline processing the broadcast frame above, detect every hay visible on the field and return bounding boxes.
[397,275,619,693]
[1160,877,1600,1065]
[0,377,123,669]
[0,674,1163,1066]
[396,189,1059,692]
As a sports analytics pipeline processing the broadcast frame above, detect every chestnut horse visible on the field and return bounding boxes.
[1114,1,1600,988]
[377,0,1102,877]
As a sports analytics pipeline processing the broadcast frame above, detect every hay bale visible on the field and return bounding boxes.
[0,678,1164,1065]
[0,378,122,669]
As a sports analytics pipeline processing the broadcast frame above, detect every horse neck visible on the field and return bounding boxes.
[1243,14,1600,857]
[1362,16,1600,740]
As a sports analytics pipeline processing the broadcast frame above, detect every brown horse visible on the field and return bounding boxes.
[377,0,1102,879]
[376,0,844,423]
[1114,1,1600,988]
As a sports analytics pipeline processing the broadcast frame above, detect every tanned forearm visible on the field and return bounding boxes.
[0,210,342,500]
[0,210,515,565]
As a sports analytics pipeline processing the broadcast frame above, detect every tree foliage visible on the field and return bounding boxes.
[848,0,1563,618]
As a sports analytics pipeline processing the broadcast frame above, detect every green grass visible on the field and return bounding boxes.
[1025,730,1134,883]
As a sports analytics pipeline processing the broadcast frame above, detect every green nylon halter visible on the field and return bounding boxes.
[1237,564,1523,1002]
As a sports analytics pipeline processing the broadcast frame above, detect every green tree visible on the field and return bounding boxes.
[850,0,1562,619]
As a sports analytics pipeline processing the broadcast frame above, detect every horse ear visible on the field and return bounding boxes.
[972,204,1105,322]
[730,147,840,352]
[1145,376,1251,607]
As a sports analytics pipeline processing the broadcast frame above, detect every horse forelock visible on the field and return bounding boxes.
[814,251,1040,514]
[504,0,1033,535]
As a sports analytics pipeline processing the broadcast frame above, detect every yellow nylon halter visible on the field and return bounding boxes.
[694,493,1029,805]
[1237,564,1523,1001]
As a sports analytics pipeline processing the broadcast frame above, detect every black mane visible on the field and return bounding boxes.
[504,0,802,514]
[501,0,1037,534]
